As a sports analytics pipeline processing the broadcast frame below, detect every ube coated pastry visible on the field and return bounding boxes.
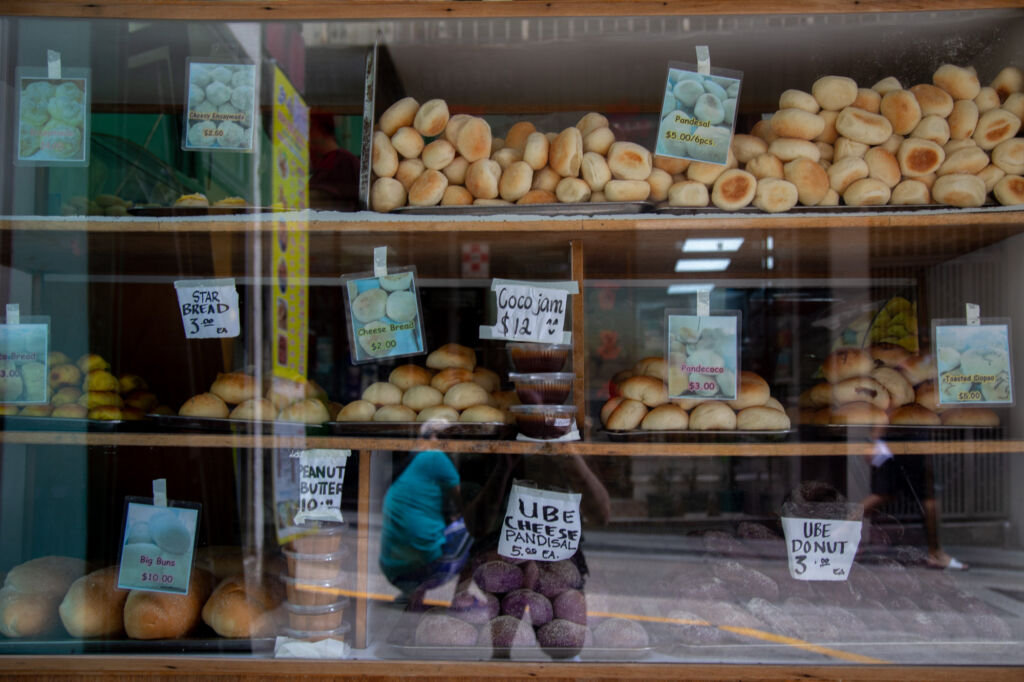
[746,598,801,639]
[665,610,730,645]
[500,589,552,626]
[552,589,587,625]
[449,584,499,625]
[535,560,582,599]
[473,560,524,594]
[414,612,478,646]
[477,615,537,649]
[592,617,649,648]
[537,618,589,657]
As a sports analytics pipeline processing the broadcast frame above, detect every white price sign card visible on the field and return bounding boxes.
[15,66,91,166]
[341,267,425,364]
[118,500,200,594]
[174,278,240,339]
[498,482,581,562]
[781,517,862,581]
[480,279,578,344]
[655,61,743,166]
[933,321,1014,405]
[182,60,257,152]
[666,312,740,400]
[293,449,350,525]
[0,321,49,404]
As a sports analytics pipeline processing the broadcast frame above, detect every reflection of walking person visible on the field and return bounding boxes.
[379,450,473,610]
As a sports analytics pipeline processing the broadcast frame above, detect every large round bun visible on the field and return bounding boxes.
[600,396,624,426]
[689,401,737,431]
[725,371,770,410]
[829,402,888,425]
[402,385,444,412]
[633,357,667,381]
[179,392,229,418]
[426,344,477,371]
[833,376,890,410]
[889,403,941,426]
[389,364,433,391]
[604,399,647,431]
[870,367,914,408]
[620,375,669,407]
[431,368,475,394]
[413,98,450,137]
[459,405,506,423]
[278,399,330,424]
[229,398,276,421]
[362,381,403,406]
[898,354,936,386]
[378,97,419,136]
[336,400,377,422]
[640,404,689,430]
[443,382,490,410]
[736,406,791,430]
[472,368,501,393]
[416,405,460,423]
[373,405,417,422]
[822,348,875,383]
[210,372,260,405]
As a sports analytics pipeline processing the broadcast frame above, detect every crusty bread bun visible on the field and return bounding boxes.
[491,146,523,171]
[550,127,583,177]
[689,401,737,431]
[898,354,935,386]
[362,381,403,406]
[864,148,901,188]
[472,368,501,394]
[974,109,1022,150]
[455,117,493,163]
[829,402,888,425]
[872,76,903,95]
[994,174,1024,205]
[869,342,911,368]
[753,177,798,213]
[336,400,376,422]
[504,121,537,151]
[784,157,829,206]
[940,407,1000,427]
[843,177,891,206]
[979,164,1008,192]
[770,109,825,140]
[124,568,213,640]
[443,382,490,410]
[459,405,506,423]
[389,364,432,391]
[431,368,475,393]
[441,156,469,186]
[378,97,419,136]
[736,406,791,430]
[58,566,127,638]
[640,404,689,430]
[768,137,821,162]
[394,158,425,191]
[946,100,980,142]
[517,189,556,205]
[427,343,476,371]
[646,167,674,202]
[711,169,756,210]
[576,112,610,137]
[201,575,283,639]
[498,161,534,201]
[402,385,444,412]
[836,107,893,146]
[581,152,612,192]
[523,132,550,170]
[416,405,459,423]
[600,396,625,426]
[880,90,923,136]
[764,397,785,413]
[897,138,945,177]
[931,173,986,208]
[779,89,820,114]
[179,392,229,419]
[933,64,981,100]
[732,134,769,164]
[605,398,647,431]
[408,169,447,207]
[0,556,90,637]
[833,376,890,410]
[531,166,561,193]
[668,180,710,206]
[607,142,653,181]
[371,177,406,213]
[604,179,651,202]
[413,98,450,137]
[634,356,667,381]
[852,87,881,113]
[991,138,1024,175]
[889,403,941,426]
[391,126,424,160]
[465,159,501,199]
[278,399,330,424]
[229,398,276,421]
[827,156,869,193]
[653,155,690,175]
[890,179,931,205]
[834,137,869,161]
[937,146,989,177]
[726,371,771,410]
[620,375,669,407]
[813,75,858,111]
[911,114,951,146]
[372,131,399,178]
[373,405,417,422]
[910,83,954,118]
[746,153,784,180]
[823,348,875,383]
[210,372,259,405]
[422,139,456,171]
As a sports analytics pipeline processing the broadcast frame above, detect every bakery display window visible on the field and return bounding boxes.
[1,6,1024,678]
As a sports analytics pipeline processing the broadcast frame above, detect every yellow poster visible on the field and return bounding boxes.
[271,66,310,383]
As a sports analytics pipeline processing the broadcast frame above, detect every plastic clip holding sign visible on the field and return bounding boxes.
[47,50,61,79]
[174,278,240,339]
[498,481,582,563]
[292,449,350,525]
[6,304,19,326]
[117,481,201,595]
[479,279,579,344]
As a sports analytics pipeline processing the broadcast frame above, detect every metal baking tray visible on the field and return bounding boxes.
[391,201,653,217]
[0,415,151,432]
[799,424,1003,441]
[148,414,327,436]
[0,636,273,655]
[328,421,516,439]
[600,428,795,443]
[654,202,1002,217]
[127,206,273,217]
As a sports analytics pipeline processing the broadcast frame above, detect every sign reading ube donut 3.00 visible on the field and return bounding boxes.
[655,62,743,166]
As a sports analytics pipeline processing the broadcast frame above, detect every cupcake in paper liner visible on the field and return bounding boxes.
[47,96,84,127]
[187,120,218,148]
[40,120,82,159]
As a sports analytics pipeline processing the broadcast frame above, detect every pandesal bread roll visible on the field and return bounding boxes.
[422,139,456,170]
[843,178,891,206]
[897,138,945,177]
[815,141,835,162]
[668,180,710,207]
[910,84,954,118]
[852,88,881,114]
[583,126,615,156]
[711,169,756,210]
[605,398,647,431]
[834,137,869,160]
[427,343,476,371]
[465,159,502,199]
[600,397,624,426]
[621,375,669,407]
[442,185,474,206]
[1004,92,1024,122]
[491,147,523,171]
[179,392,229,418]
[992,138,1024,174]
[532,166,561,193]
[607,142,653,181]
[768,138,820,163]
[978,164,1007,192]
[937,146,989,176]
[577,112,610,137]
[770,109,825,140]
[371,176,406,213]
[459,405,506,423]
[890,403,941,426]
[395,158,426,190]
[391,126,424,160]
[779,89,820,113]
[201,574,283,638]
[726,371,771,410]
[746,153,784,180]
[947,99,980,141]
[829,402,888,425]
[813,76,858,111]
[881,90,923,135]
[555,177,592,203]
[640,404,689,430]
[870,366,914,408]
[503,121,535,152]
[898,354,936,386]
[992,66,1024,101]
[940,407,1000,427]
[736,406,791,431]
[784,157,829,206]
[472,368,501,394]
[390,364,433,391]
[416,405,459,423]
[689,401,737,431]
[443,156,470,185]
[580,152,612,192]
[911,115,951,146]
[444,382,490,410]
[58,566,128,638]
[879,133,905,155]
[378,97,419,136]
[833,376,890,410]
[931,173,986,207]
[517,189,557,205]
[872,76,903,95]
[336,399,377,422]
[362,381,403,406]
[863,148,901,187]
[753,177,798,212]
[229,398,277,421]
[413,99,450,137]
[823,348,875,383]
[944,138,978,155]
[974,86,1002,112]
[994,174,1024,205]
[210,372,260,405]
[431,368,475,394]
[550,127,583,177]
[870,342,912,369]
[646,167,673,202]
[732,134,769,164]
[373,405,417,422]
[634,356,667,381]
[456,117,493,163]
[372,131,399,178]
[687,158,731,186]
[827,156,869,193]
[973,109,1021,150]
[933,64,981,100]
[836,107,893,146]
[750,118,778,144]
[604,180,651,202]
[278,399,330,424]
[124,568,213,640]
[402,385,444,412]
[523,132,550,170]
[653,155,690,175]
[443,114,472,145]
[499,161,534,201]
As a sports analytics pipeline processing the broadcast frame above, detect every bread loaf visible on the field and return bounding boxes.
[413,99,450,137]
[0,556,89,637]
[378,97,419,136]
[59,566,128,638]
[770,109,825,140]
[550,127,583,177]
[456,117,493,163]
[201,574,283,638]
[124,568,214,639]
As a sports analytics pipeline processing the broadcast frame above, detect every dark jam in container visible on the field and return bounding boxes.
[510,405,576,439]
[509,373,573,405]
[508,343,571,373]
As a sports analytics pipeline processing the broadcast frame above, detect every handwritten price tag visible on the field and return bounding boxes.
[498,482,581,562]
[174,279,240,339]
[482,281,571,343]
[781,516,862,581]
[293,449,350,525]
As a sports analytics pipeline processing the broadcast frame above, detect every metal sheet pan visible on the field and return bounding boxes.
[391,201,653,217]
[328,421,516,440]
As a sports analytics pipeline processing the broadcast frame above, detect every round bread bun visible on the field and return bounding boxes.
[835,107,893,146]
[407,168,447,207]
[456,117,493,163]
[711,169,756,210]
[472,368,501,394]
[979,164,1008,193]
[809,382,834,407]
[868,366,917,403]
[764,397,785,413]
[523,132,550,170]
[779,89,820,114]
[362,381,403,406]
[753,177,798,213]
[179,392,229,418]
[937,147,989,176]
[581,127,615,158]
[555,177,591,203]
[880,90,923,136]
[465,159,502,199]
[550,127,583,177]
[492,147,523,171]
[933,64,981,100]
[378,97,419,136]
[897,138,945,177]
[653,155,689,175]
[891,179,931,205]
[974,109,1021,150]
[607,142,653,181]
[991,138,1024,175]
[634,357,667,381]
[931,173,986,208]
[833,376,890,410]
[422,139,456,171]
[228,398,276,421]
[823,348,875,383]
[946,100,980,141]
[746,153,784,180]
[620,375,669,407]
[336,400,377,422]
[443,114,472,145]
[604,179,651,202]
[770,109,825,140]
[872,76,903,95]
[576,112,610,136]
[499,161,534,201]
[732,134,768,164]
[373,405,417,422]
[600,396,625,426]
[843,177,891,206]
[517,189,556,205]
[427,343,476,371]
[532,166,561,193]
[813,75,858,111]
[391,126,424,160]
[994,174,1024,205]
[605,398,647,431]
[443,382,490,410]
[827,156,869,193]
[278,398,330,424]
[395,158,426,191]
[402,385,444,412]
[816,109,840,144]
[911,114,951,146]
[668,180,710,207]
[829,402,888,425]
[581,152,611,192]
[816,140,835,162]
[784,157,829,206]
[416,405,460,423]
[640,404,689,430]
[940,407,999,427]
[389,364,433,391]
[853,87,882,113]
[897,354,936,387]
[503,121,536,152]
[413,98,450,137]
[371,177,406,213]
[646,168,674,202]
[430,368,474,394]
[726,371,771,410]
[889,403,941,426]
[442,156,470,186]
[992,66,1024,100]
[869,343,911,368]
[372,131,399,178]
[914,380,946,413]
[210,372,260,405]
[736,406,791,430]
[977,86,1003,111]
[459,405,506,424]
[750,118,777,144]
[910,83,954,118]
[864,148,901,188]
[689,401,738,431]
[834,137,869,160]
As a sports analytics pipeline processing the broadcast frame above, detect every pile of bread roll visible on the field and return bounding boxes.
[601,357,790,431]
[336,343,518,425]
[371,97,667,211]
[179,373,337,425]
[0,351,169,421]
[798,345,1000,426]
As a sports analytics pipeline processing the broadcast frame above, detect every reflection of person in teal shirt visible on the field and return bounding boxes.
[379,450,470,609]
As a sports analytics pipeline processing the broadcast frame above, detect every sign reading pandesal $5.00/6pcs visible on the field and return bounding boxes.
[342,267,425,364]
[656,62,743,166]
